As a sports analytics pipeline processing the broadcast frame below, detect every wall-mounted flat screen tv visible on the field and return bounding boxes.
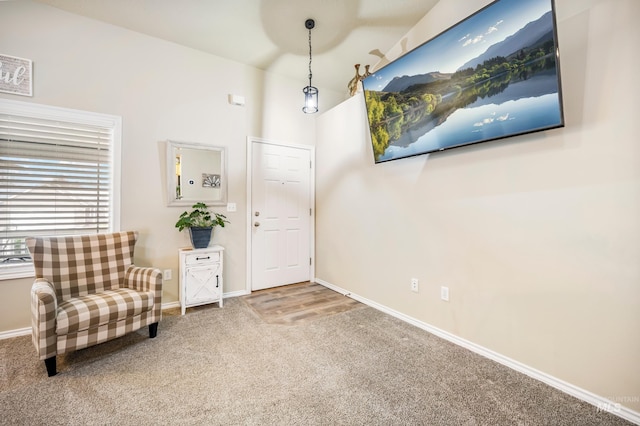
[362,0,564,163]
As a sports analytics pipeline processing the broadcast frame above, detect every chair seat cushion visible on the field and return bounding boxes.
[56,288,154,335]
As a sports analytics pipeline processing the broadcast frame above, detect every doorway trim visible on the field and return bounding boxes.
[245,136,315,294]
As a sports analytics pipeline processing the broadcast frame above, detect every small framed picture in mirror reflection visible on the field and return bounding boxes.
[202,173,221,188]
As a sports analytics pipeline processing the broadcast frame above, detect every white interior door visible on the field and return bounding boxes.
[250,140,313,291]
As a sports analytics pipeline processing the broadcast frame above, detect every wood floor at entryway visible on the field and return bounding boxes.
[241,282,364,325]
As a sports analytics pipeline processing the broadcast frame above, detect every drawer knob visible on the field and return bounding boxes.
[254,221,260,227]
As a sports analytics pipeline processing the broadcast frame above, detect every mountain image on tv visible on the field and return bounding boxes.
[362,0,564,163]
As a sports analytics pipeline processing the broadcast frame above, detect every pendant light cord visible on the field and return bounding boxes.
[308,28,313,86]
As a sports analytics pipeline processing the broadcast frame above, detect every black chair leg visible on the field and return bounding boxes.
[149,322,158,338]
[45,356,57,377]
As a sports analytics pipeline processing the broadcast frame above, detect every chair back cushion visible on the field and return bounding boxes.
[26,231,138,301]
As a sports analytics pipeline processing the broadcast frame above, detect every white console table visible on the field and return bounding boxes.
[178,245,224,315]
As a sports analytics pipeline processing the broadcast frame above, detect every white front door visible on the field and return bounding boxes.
[250,140,313,291]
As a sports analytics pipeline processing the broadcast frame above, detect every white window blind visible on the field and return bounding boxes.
[0,99,121,278]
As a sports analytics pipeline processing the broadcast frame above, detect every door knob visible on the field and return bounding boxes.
[254,221,260,227]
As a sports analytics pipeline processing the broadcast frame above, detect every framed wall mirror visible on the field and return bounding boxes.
[166,140,227,206]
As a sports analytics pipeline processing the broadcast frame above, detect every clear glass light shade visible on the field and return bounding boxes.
[302,86,318,114]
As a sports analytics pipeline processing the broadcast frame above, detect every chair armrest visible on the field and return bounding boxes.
[124,266,163,321]
[31,279,58,360]
[123,266,163,293]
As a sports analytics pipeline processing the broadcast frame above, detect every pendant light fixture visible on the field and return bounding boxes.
[302,19,318,114]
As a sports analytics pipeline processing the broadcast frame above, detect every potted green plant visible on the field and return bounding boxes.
[175,202,229,249]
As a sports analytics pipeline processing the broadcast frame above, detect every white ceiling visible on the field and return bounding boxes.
[34,0,440,94]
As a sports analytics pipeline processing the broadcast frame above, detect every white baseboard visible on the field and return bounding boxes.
[0,327,31,340]
[224,289,250,298]
[161,301,181,310]
[314,278,640,425]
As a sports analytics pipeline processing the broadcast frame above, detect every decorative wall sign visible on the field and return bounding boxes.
[0,54,33,97]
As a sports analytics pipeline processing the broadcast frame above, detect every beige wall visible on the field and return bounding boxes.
[0,1,343,331]
[316,0,639,414]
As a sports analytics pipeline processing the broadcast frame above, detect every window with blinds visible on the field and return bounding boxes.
[0,99,121,279]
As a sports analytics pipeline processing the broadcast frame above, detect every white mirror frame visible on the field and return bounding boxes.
[166,140,228,206]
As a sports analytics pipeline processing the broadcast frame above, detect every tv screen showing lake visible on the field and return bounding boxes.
[362,0,564,163]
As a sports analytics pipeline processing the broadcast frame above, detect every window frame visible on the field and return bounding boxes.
[0,98,121,280]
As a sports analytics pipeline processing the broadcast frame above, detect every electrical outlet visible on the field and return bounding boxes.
[227,202,237,212]
[441,286,449,302]
[163,269,172,281]
[411,278,419,293]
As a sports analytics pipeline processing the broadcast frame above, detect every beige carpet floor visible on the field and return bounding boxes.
[0,294,631,425]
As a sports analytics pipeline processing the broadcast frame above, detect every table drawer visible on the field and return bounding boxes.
[184,251,220,265]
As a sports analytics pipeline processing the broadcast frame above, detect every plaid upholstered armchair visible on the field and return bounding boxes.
[26,231,162,376]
